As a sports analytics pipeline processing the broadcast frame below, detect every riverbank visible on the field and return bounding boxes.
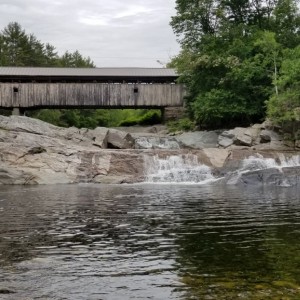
[0,115,299,185]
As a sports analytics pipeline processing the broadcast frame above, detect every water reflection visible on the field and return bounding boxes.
[0,184,300,299]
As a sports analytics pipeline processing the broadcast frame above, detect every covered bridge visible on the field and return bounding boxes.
[0,67,184,113]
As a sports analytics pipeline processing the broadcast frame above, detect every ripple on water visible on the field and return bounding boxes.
[0,184,300,299]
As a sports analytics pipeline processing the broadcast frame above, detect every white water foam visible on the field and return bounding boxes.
[144,154,215,184]
[242,154,300,171]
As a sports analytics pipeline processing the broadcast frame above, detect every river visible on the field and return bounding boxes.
[0,183,300,299]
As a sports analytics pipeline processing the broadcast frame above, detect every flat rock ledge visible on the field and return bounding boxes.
[0,116,298,185]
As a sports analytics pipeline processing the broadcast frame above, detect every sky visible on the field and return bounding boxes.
[0,0,181,68]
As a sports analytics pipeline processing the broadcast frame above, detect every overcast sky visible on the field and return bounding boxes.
[0,0,181,67]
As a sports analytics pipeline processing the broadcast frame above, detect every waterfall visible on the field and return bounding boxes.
[226,154,300,186]
[143,153,300,185]
[144,154,215,184]
[241,154,300,171]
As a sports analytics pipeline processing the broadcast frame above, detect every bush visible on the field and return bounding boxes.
[118,110,161,126]
[167,118,195,132]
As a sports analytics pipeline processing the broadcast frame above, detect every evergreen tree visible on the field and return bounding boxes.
[59,50,95,68]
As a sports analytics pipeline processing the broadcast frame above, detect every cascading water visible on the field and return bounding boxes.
[226,154,300,187]
[241,154,300,171]
[144,154,215,184]
[144,153,300,186]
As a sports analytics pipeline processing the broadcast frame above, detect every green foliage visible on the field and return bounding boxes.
[117,110,161,126]
[167,118,195,132]
[267,46,300,126]
[0,22,95,68]
[29,109,161,129]
[0,22,162,128]
[58,50,95,68]
[30,109,63,126]
[170,0,300,129]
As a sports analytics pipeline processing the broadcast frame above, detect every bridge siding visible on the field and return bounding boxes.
[0,83,184,108]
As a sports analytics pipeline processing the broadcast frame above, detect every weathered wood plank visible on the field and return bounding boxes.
[0,83,184,108]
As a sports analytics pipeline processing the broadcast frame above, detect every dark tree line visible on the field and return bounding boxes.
[0,22,160,128]
[170,0,300,130]
[0,22,95,67]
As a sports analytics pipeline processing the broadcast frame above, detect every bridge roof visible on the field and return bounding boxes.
[0,67,178,83]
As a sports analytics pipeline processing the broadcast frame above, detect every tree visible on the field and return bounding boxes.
[0,22,95,68]
[170,0,300,128]
[272,0,300,48]
[267,46,300,125]
[59,50,95,68]
[1,22,30,66]
[254,31,281,96]
[0,22,59,67]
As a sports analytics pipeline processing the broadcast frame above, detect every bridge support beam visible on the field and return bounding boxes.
[12,108,21,116]
[160,108,165,124]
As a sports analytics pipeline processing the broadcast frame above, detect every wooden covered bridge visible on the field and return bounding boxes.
[0,67,184,115]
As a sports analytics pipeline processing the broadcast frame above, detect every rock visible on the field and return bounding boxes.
[176,131,219,149]
[261,118,275,130]
[0,287,16,294]
[281,166,300,186]
[225,168,281,185]
[0,115,61,136]
[260,131,271,143]
[202,148,230,168]
[89,127,109,148]
[93,175,143,184]
[112,125,167,134]
[0,115,299,186]
[225,166,300,187]
[107,128,134,149]
[135,137,180,149]
[218,136,234,148]
[260,129,281,143]
[0,166,35,185]
[222,127,261,147]
[218,130,235,148]
[219,130,235,139]
[251,123,264,129]
[233,127,253,146]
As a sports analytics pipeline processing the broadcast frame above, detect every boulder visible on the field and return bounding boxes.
[260,129,281,143]
[218,136,234,148]
[202,148,230,168]
[225,168,281,185]
[176,131,219,149]
[107,128,134,149]
[224,166,300,187]
[232,127,254,146]
[89,127,109,148]
[0,115,61,136]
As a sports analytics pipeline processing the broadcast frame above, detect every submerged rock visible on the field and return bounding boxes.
[224,166,300,187]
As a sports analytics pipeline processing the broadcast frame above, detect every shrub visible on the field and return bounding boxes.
[167,118,195,132]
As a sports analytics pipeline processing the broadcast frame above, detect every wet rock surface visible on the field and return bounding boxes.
[0,116,299,185]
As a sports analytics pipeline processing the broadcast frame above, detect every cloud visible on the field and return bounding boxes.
[0,0,180,67]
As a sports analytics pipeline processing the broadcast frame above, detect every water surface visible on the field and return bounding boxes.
[0,184,300,299]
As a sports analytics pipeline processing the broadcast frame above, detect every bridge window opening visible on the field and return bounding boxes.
[13,87,19,93]
[133,87,138,93]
